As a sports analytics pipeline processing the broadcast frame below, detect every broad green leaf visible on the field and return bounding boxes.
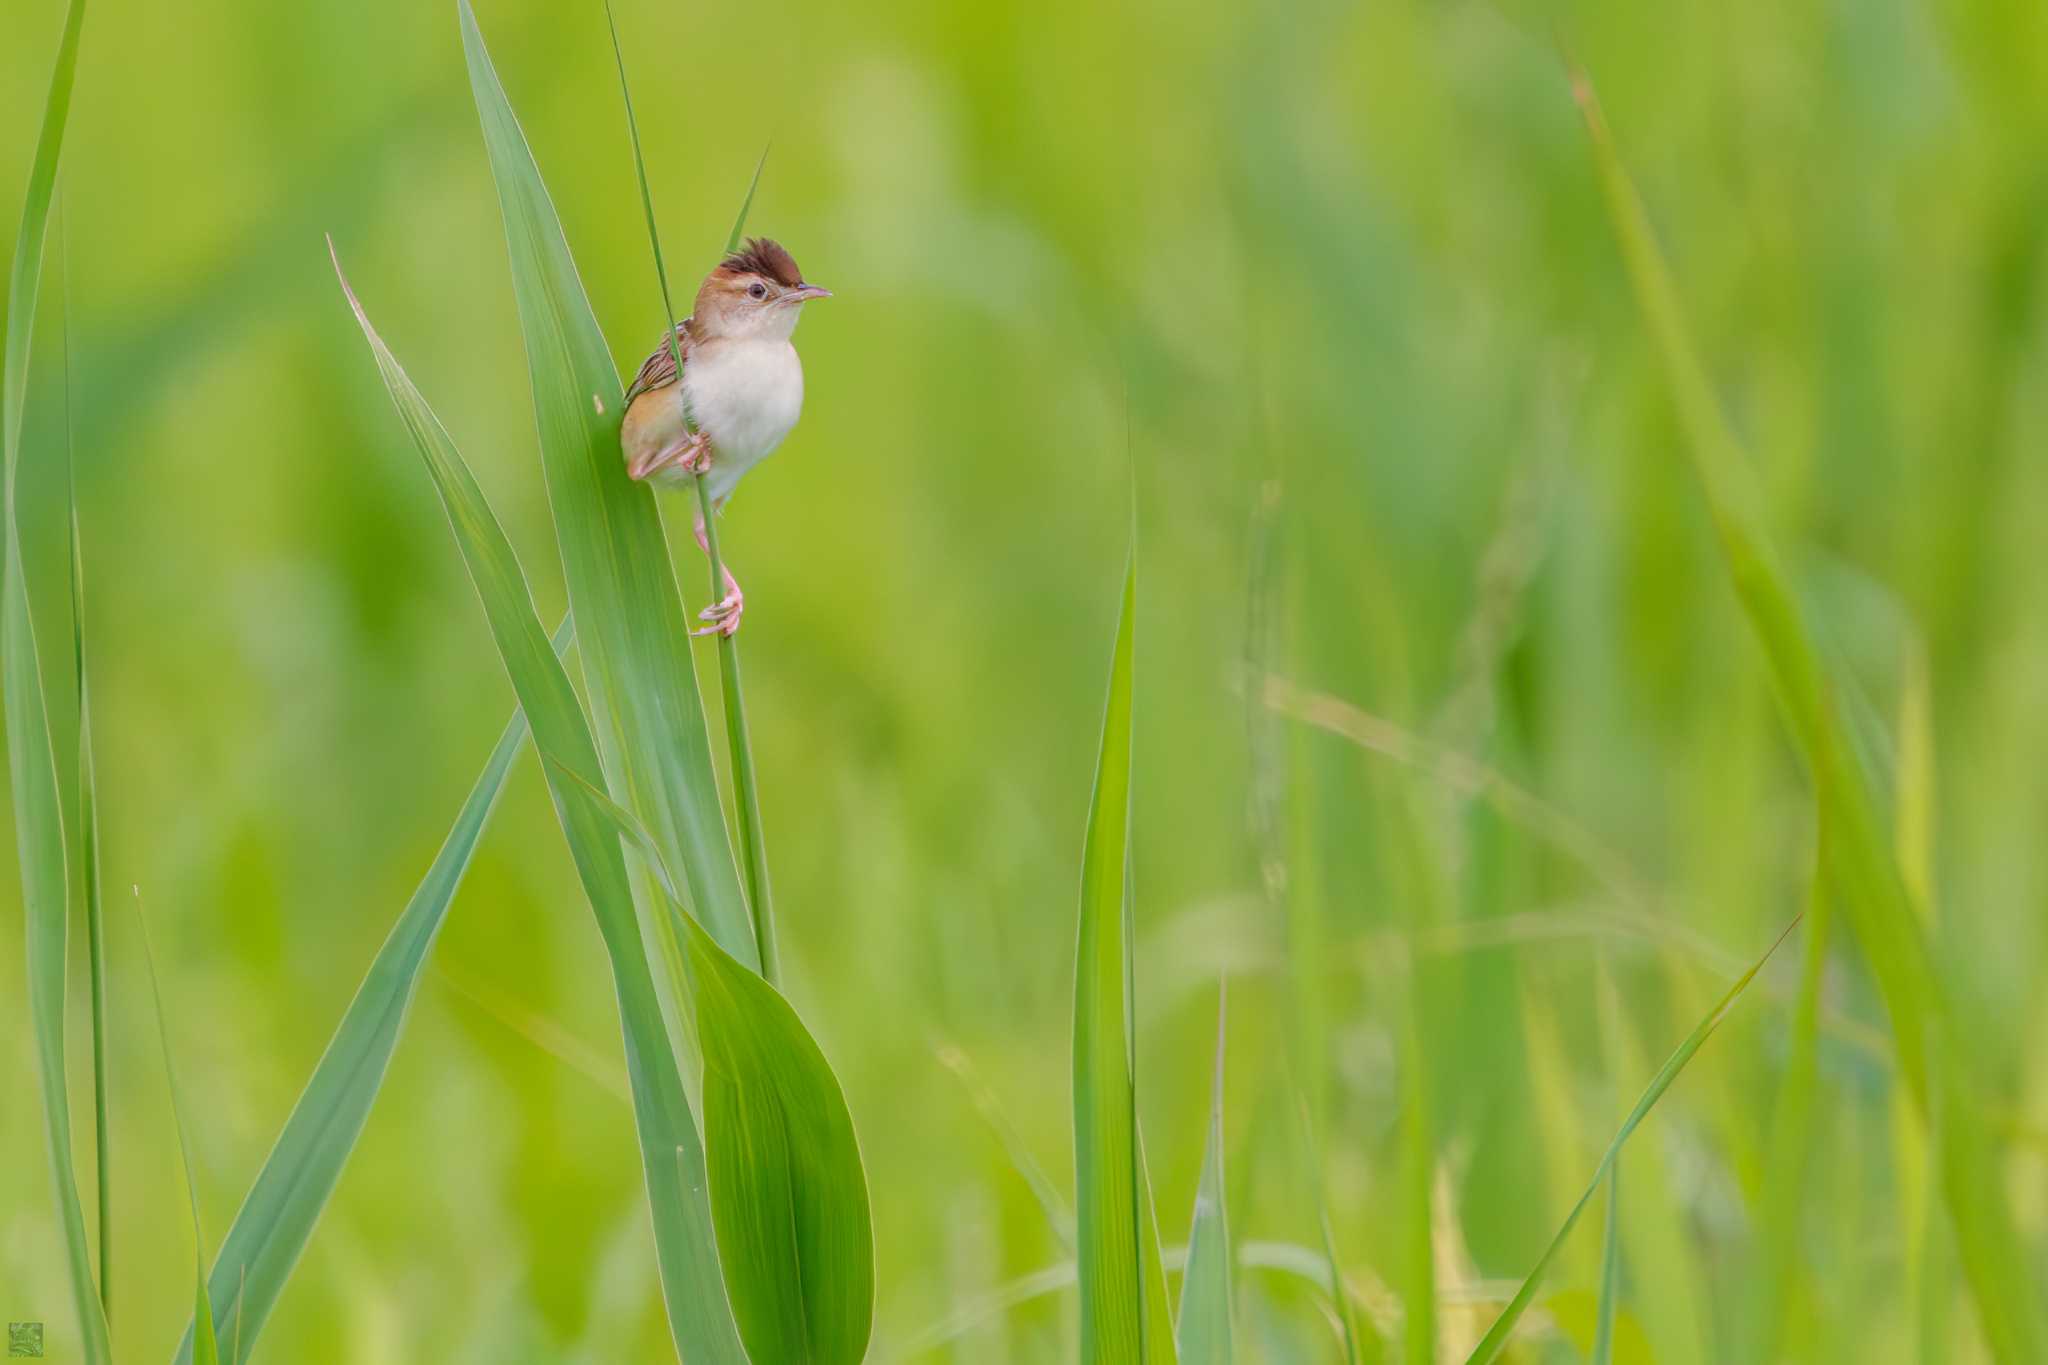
[1573,68,2048,1359]
[457,0,755,969]
[1072,555,1174,1363]
[1463,915,1796,1364]
[547,749,875,1364]
[332,248,746,1362]
[1176,984,1234,1364]
[134,893,221,1365]
[3,0,110,1358]
[173,618,569,1364]
[693,922,873,1363]
[599,0,779,983]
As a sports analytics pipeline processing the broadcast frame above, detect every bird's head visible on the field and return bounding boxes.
[694,237,831,341]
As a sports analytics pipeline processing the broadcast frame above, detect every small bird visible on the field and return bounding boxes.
[621,237,830,636]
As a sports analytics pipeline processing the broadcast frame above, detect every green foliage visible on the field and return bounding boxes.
[1072,556,1176,1363]
[457,0,756,970]
[1573,66,2048,1359]
[542,739,875,1364]
[1464,917,1797,1364]
[3,0,110,1358]
[332,244,747,1361]
[173,620,567,1364]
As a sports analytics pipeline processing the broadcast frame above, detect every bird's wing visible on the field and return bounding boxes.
[623,323,691,405]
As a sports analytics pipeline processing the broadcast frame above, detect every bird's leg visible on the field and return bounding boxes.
[627,428,711,481]
[689,512,744,638]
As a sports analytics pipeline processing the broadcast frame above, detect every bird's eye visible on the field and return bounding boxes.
[747,281,768,300]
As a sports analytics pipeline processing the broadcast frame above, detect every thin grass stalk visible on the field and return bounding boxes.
[58,191,113,1324]
[133,891,222,1365]
[1746,827,1831,1358]
[1463,914,1799,1364]
[601,2,778,982]
[1591,1165,1619,1365]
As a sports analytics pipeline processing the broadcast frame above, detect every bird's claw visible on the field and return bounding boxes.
[680,432,714,476]
[691,590,744,638]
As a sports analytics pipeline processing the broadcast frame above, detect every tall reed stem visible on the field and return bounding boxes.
[604,4,778,983]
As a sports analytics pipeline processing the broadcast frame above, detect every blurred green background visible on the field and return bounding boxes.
[4,0,2046,1358]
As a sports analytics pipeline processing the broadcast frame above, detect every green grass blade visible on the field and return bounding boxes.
[457,0,756,968]
[59,190,113,1329]
[171,616,568,1365]
[549,748,875,1364]
[1745,837,1830,1359]
[132,892,221,1365]
[1298,1099,1372,1365]
[1463,916,1798,1365]
[3,0,111,1357]
[1177,983,1234,1364]
[725,144,770,256]
[1591,1165,1619,1365]
[1572,67,2048,1359]
[1073,554,1173,1362]
[600,0,778,983]
[332,247,746,1362]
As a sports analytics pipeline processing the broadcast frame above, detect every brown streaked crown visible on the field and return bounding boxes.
[715,237,804,289]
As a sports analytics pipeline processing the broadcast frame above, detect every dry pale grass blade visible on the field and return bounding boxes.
[1571,64,2047,1359]
[3,0,111,1357]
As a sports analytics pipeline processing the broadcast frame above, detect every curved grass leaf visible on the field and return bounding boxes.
[546,750,874,1364]
[1572,66,2048,1360]
[172,618,569,1364]
[1073,554,1175,1363]
[692,922,872,1363]
[332,248,746,1362]
[4,1,111,1358]
[1176,983,1233,1363]
[456,0,756,969]
[1463,915,1798,1364]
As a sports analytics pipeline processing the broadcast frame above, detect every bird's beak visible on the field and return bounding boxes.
[785,283,833,303]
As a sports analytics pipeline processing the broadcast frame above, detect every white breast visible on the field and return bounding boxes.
[684,339,804,503]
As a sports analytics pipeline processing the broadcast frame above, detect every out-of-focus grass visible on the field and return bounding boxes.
[6,0,2048,1358]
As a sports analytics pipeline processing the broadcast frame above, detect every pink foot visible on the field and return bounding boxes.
[691,585,744,638]
[690,564,744,638]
